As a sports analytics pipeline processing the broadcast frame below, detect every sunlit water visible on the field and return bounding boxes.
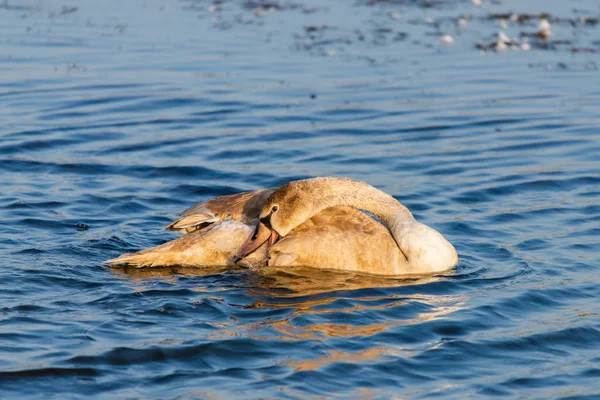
[1,0,600,398]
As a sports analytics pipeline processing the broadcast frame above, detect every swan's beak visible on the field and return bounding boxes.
[234,222,279,262]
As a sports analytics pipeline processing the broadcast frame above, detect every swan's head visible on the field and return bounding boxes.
[235,180,317,260]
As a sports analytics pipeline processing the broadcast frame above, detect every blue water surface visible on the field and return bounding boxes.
[1,0,600,398]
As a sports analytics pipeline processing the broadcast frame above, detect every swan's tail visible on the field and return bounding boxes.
[105,232,211,268]
[105,245,182,268]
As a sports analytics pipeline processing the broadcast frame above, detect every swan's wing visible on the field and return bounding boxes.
[107,188,275,267]
[269,206,408,275]
[165,188,275,233]
[107,220,268,268]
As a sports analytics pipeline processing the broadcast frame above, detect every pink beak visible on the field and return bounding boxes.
[234,222,279,262]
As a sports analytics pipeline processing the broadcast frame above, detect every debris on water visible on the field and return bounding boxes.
[537,18,551,40]
[394,32,408,41]
[59,6,77,16]
[494,31,510,51]
[0,1,39,11]
[310,93,317,99]
[571,47,597,53]
[305,25,327,34]
[475,31,520,52]
[440,34,454,45]
[578,17,598,26]
[488,12,550,24]
[494,38,507,52]
[497,31,510,43]
[355,29,365,41]
[47,5,78,18]
[302,7,327,14]
[194,0,600,59]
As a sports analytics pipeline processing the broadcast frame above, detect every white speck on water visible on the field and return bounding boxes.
[497,31,510,43]
[494,39,507,52]
[440,34,454,45]
[538,18,551,38]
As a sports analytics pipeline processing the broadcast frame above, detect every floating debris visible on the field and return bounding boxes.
[571,47,597,54]
[475,31,520,52]
[497,31,510,43]
[394,32,409,41]
[537,18,551,40]
[578,17,598,26]
[494,39,507,52]
[488,12,550,24]
[493,31,512,52]
[59,6,77,16]
[193,0,600,59]
[440,34,454,44]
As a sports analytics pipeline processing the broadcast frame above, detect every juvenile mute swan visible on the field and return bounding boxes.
[107,177,458,275]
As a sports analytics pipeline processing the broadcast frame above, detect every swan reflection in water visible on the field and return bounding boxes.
[111,266,460,328]
[111,267,464,371]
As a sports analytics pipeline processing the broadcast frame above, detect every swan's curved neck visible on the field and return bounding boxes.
[289,178,457,272]
[312,178,414,228]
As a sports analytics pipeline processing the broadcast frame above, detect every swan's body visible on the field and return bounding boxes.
[107,177,458,275]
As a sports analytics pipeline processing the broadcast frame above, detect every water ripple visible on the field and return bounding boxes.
[1,0,599,398]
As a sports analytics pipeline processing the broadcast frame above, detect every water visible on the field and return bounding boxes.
[1,0,600,398]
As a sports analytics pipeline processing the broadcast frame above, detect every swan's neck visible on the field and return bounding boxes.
[300,178,458,272]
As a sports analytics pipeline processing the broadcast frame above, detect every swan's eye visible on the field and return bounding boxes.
[272,205,279,212]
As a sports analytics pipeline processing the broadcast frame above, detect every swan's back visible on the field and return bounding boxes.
[270,207,409,275]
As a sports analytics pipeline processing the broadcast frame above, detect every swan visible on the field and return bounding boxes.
[107,177,458,275]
